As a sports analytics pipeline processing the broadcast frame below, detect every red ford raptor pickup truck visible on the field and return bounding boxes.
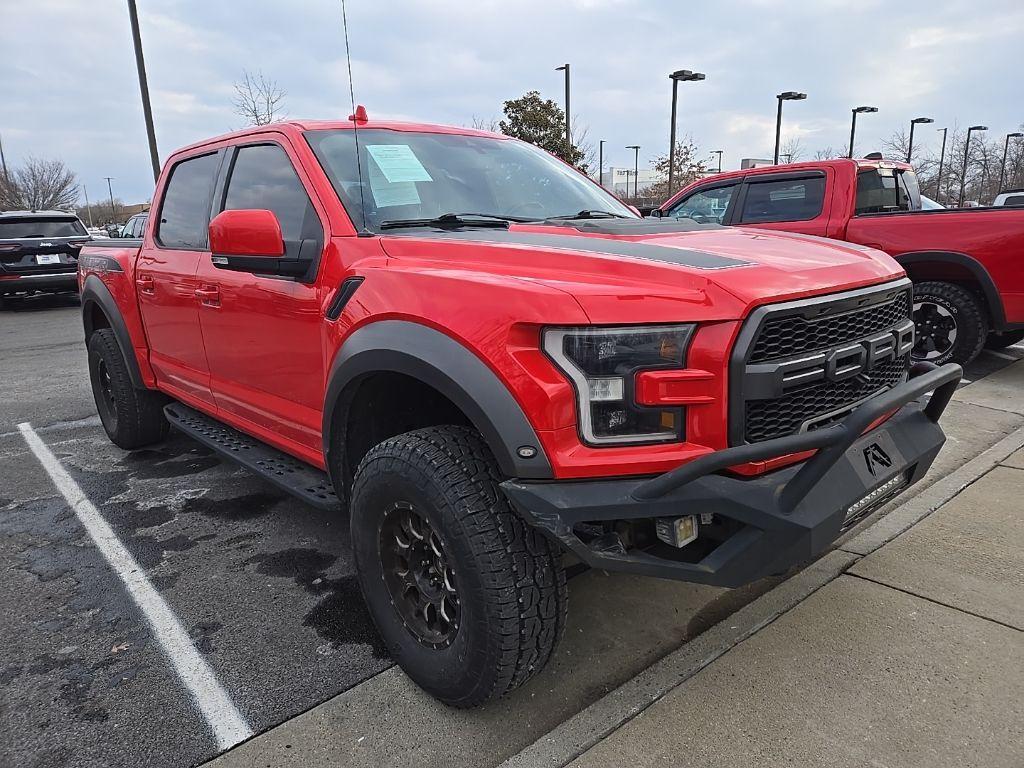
[78,115,961,707]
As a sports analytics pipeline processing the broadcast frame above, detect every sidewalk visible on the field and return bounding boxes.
[565,456,1024,768]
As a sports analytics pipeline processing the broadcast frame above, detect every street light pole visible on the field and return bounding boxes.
[998,132,1024,195]
[626,145,640,199]
[126,0,160,184]
[848,106,878,158]
[959,125,988,207]
[105,177,117,223]
[774,91,807,165]
[781,153,793,164]
[83,186,94,227]
[935,127,948,202]
[555,64,571,152]
[667,70,705,194]
[711,150,723,173]
[907,117,934,164]
[598,140,605,187]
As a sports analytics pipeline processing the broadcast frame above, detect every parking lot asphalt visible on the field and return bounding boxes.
[3,296,1024,768]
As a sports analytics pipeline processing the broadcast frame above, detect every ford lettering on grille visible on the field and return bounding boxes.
[743,320,914,400]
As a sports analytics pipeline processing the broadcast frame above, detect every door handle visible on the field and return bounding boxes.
[194,285,221,306]
[135,274,155,294]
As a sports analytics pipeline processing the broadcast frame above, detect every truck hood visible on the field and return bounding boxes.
[379,222,904,323]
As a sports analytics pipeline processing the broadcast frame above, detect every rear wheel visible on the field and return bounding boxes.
[88,329,169,449]
[911,281,987,367]
[984,329,1024,350]
[349,425,567,707]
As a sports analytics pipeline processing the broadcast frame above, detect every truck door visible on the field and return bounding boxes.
[136,151,221,407]
[194,140,327,459]
[732,170,831,236]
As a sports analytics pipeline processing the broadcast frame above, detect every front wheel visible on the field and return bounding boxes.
[349,426,567,708]
[911,281,988,367]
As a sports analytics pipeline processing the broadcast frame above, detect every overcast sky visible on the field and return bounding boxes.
[2,0,1022,205]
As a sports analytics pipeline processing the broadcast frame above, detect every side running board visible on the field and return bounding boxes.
[164,402,340,510]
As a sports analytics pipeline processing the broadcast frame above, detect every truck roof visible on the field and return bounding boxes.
[0,209,80,218]
[174,117,506,156]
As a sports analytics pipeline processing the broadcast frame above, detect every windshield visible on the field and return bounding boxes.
[0,217,87,239]
[304,129,635,232]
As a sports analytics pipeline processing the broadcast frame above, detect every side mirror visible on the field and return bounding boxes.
[209,209,284,257]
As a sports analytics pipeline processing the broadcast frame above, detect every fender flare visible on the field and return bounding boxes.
[322,320,553,482]
[80,274,146,389]
[895,250,1006,328]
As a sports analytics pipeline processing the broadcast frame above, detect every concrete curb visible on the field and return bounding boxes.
[499,420,1024,768]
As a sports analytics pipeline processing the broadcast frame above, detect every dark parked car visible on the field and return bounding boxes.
[118,212,149,239]
[0,210,90,303]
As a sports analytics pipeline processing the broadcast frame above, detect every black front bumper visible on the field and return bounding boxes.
[502,362,962,588]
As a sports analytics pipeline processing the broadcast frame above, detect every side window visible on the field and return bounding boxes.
[157,152,220,249]
[222,144,322,248]
[739,176,825,223]
[669,184,738,224]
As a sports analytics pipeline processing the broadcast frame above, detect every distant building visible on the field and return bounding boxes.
[597,166,660,196]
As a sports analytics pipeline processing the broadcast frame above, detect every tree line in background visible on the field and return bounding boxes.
[0,156,80,212]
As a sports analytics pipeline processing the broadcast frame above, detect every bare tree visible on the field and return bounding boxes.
[233,70,286,126]
[1,157,79,210]
[470,116,500,132]
[780,137,806,163]
[76,198,127,226]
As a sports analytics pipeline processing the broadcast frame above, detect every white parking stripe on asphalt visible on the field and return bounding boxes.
[983,349,1019,362]
[17,421,254,751]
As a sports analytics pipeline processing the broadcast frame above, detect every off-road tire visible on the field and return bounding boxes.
[984,329,1024,350]
[349,425,567,708]
[88,328,169,449]
[912,281,987,367]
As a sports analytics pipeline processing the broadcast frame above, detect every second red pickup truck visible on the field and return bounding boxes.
[78,118,961,707]
[658,158,1024,365]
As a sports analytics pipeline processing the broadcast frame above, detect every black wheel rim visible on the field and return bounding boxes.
[92,357,118,431]
[379,501,460,649]
[912,300,957,361]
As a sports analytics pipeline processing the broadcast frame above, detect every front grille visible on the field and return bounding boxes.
[731,281,913,445]
[744,356,907,442]
[749,290,910,363]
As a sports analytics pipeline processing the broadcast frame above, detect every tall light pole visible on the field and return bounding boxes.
[959,125,988,207]
[555,64,571,152]
[773,91,807,164]
[906,116,934,164]
[935,127,948,202]
[598,140,605,187]
[667,69,705,194]
[998,132,1024,195]
[105,177,117,223]
[711,150,723,173]
[82,186,94,227]
[126,0,160,184]
[848,106,878,158]
[626,145,640,199]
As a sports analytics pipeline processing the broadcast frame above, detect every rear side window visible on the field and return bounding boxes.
[1003,195,1024,207]
[222,144,321,246]
[157,152,220,249]
[855,168,922,214]
[739,176,825,223]
[0,217,86,239]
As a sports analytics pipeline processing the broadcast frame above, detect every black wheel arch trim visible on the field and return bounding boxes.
[896,250,1006,329]
[80,274,146,389]
[322,320,554,484]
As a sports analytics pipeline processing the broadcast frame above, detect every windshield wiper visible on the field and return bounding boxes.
[380,213,533,231]
[544,209,631,221]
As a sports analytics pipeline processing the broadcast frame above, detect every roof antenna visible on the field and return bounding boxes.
[341,0,372,236]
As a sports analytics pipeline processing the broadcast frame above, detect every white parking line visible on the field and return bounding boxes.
[17,422,253,751]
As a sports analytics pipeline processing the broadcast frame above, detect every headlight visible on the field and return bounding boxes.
[543,324,695,445]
